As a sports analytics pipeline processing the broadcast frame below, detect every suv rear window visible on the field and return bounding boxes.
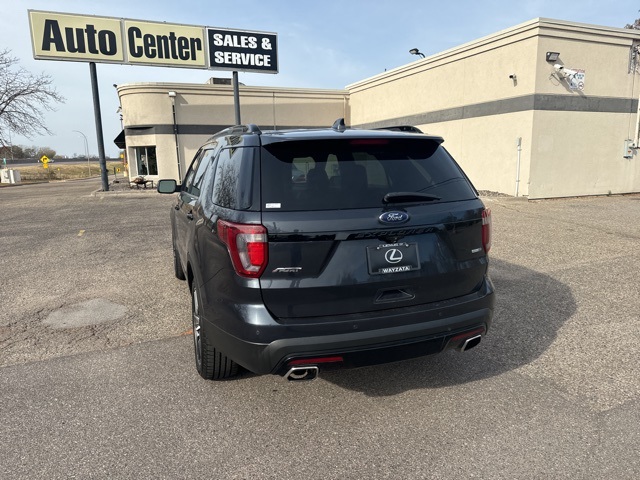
[261,138,476,211]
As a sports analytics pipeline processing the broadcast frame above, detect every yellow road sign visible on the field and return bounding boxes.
[43,163,48,169]
[40,155,49,163]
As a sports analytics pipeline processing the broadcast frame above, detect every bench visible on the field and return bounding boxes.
[130,178,154,189]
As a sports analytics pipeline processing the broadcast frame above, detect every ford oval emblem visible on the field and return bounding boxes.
[379,211,409,225]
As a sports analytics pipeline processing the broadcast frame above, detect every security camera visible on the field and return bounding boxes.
[509,74,517,80]
[553,64,578,78]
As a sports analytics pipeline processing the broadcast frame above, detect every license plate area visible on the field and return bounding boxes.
[367,243,420,275]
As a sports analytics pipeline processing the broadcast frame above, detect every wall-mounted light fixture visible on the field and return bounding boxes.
[409,48,425,58]
[546,52,560,62]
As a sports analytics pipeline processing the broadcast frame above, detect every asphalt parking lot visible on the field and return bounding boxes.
[1,179,639,479]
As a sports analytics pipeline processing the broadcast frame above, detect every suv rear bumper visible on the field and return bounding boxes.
[201,277,495,375]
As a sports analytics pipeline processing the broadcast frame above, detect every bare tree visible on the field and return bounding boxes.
[626,10,640,29]
[626,19,640,29]
[0,49,64,148]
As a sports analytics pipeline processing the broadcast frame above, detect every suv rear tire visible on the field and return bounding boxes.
[192,283,239,380]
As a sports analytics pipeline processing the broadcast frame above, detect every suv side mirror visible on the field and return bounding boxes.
[157,179,180,194]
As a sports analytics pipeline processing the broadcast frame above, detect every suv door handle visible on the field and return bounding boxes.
[186,212,194,221]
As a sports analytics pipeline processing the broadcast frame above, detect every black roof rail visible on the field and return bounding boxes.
[331,118,347,132]
[373,125,423,133]
[208,123,262,141]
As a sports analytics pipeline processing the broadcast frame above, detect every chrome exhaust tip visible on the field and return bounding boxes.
[285,366,319,381]
[460,334,482,352]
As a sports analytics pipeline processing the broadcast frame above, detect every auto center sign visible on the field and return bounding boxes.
[28,10,278,73]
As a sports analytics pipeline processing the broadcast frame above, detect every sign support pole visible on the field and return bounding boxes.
[233,71,241,125]
[90,62,109,192]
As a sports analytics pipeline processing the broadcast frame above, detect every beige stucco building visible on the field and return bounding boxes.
[116,18,640,199]
[116,82,349,181]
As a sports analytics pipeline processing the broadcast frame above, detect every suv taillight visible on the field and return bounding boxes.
[482,208,492,253]
[217,220,268,278]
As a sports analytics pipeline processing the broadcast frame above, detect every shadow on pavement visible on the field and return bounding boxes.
[321,258,576,396]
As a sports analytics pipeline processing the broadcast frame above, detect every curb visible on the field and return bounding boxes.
[91,184,159,197]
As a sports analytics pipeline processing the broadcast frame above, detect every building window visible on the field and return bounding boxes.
[134,146,157,176]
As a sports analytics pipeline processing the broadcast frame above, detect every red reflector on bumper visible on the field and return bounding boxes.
[450,327,485,342]
[289,356,344,366]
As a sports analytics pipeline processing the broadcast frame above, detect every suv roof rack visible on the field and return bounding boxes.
[208,124,262,141]
[374,125,423,133]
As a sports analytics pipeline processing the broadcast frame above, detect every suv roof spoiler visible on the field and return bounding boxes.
[374,125,423,133]
[329,119,423,134]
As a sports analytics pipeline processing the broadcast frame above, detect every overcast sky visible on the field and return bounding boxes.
[1,0,638,158]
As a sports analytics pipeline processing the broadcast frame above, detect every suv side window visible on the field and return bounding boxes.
[198,153,219,212]
[183,149,206,194]
[211,147,255,210]
[189,149,216,197]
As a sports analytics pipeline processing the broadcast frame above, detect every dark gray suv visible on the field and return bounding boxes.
[158,119,494,381]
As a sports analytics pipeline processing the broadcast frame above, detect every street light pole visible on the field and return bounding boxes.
[8,130,13,160]
[73,130,90,177]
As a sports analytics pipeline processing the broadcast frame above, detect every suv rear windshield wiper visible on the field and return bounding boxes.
[383,192,441,203]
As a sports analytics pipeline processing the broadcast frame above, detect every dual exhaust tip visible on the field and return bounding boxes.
[284,355,343,381]
[284,331,483,381]
[452,327,485,352]
[459,334,482,352]
[285,366,319,381]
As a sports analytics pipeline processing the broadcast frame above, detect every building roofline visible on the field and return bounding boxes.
[116,82,348,97]
[346,17,640,91]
